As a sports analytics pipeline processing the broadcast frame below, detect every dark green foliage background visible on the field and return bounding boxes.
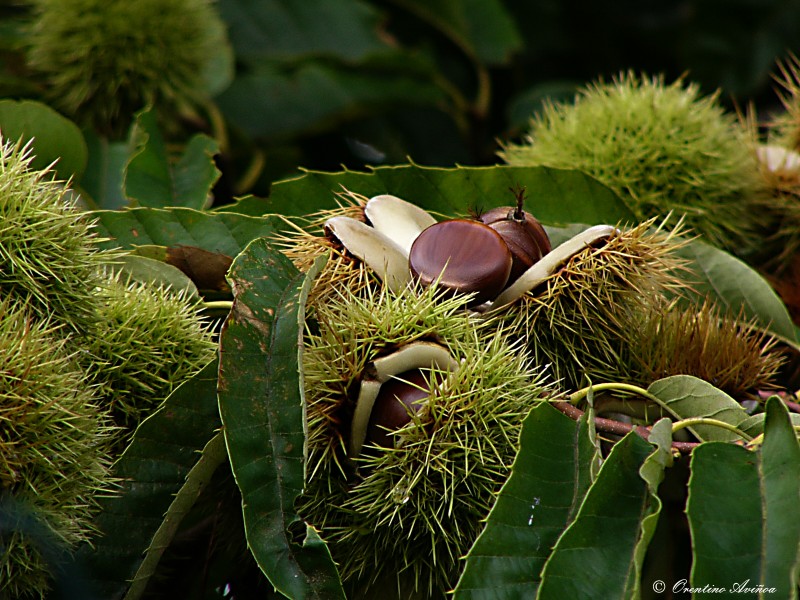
[2,1,800,599]
[2,0,799,201]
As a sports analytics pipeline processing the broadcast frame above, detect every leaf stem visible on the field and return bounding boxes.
[569,382,664,407]
[569,383,757,443]
[551,401,699,454]
[671,417,753,441]
[203,300,233,311]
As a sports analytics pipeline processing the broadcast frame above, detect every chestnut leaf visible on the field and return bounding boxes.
[0,98,88,181]
[92,207,284,259]
[686,397,800,595]
[266,163,635,225]
[218,239,343,599]
[75,361,223,600]
[535,431,665,599]
[675,239,797,344]
[124,108,221,210]
[454,402,601,598]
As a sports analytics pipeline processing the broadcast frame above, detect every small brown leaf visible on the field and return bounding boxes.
[166,245,233,293]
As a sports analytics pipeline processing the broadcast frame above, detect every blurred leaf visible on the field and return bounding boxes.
[542,222,595,248]
[201,30,235,96]
[536,432,663,599]
[267,164,635,224]
[686,397,800,596]
[390,0,522,65]
[82,132,129,209]
[218,242,343,599]
[92,206,284,257]
[647,375,751,442]
[454,403,600,598]
[216,62,446,140]
[340,106,472,166]
[506,80,580,130]
[676,240,797,343]
[78,362,222,600]
[0,99,87,180]
[218,0,386,63]
[125,108,220,209]
[679,0,800,97]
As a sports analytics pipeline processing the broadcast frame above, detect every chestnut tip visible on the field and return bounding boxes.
[479,206,552,283]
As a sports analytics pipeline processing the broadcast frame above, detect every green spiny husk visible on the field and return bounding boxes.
[501,72,768,255]
[0,298,117,599]
[25,0,228,136]
[0,138,116,334]
[83,270,217,431]
[298,281,555,597]
[274,190,375,310]
[509,219,689,391]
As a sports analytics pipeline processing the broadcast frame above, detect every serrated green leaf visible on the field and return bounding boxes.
[454,403,600,599]
[124,109,169,207]
[267,164,635,225]
[124,108,220,209]
[676,239,797,343]
[92,206,284,257]
[124,431,227,600]
[647,375,751,442]
[218,0,386,63]
[171,134,222,209]
[390,0,522,64]
[77,361,221,600]
[627,418,673,598]
[536,432,662,600]
[686,397,800,597]
[0,98,87,180]
[218,241,343,599]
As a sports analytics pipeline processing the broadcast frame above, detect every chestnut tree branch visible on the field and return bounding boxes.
[551,401,700,454]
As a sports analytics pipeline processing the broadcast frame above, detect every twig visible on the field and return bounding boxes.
[551,401,700,454]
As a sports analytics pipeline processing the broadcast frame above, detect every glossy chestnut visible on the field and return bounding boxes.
[366,369,431,448]
[408,219,512,305]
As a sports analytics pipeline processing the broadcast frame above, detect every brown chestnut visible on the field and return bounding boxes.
[479,189,551,283]
[408,219,512,305]
[367,369,431,448]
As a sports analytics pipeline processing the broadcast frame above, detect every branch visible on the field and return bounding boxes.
[551,401,700,454]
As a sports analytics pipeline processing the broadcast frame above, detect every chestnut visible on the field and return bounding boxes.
[366,369,431,448]
[408,219,513,305]
[479,189,551,283]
